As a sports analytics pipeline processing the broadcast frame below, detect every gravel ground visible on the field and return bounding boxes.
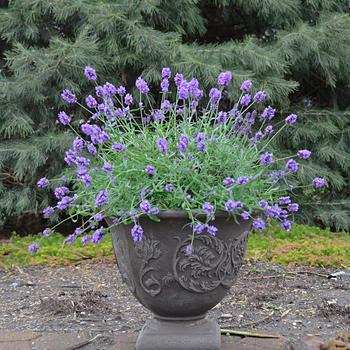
[0,260,349,347]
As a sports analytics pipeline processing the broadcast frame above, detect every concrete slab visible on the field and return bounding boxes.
[111,333,294,350]
[0,331,39,350]
[33,333,91,350]
[0,331,91,350]
[0,331,295,350]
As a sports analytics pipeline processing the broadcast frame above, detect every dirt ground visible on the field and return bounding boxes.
[0,260,349,349]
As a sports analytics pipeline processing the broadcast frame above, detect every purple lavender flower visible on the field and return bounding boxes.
[194,223,205,234]
[94,213,103,222]
[236,176,251,186]
[259,200,269,208]
[42,228,51,237]
[217,71,232,86]
[117,86,126,96]
[131,224,143,241]
[223,177,234,186]
[207,225,218,236]
[297,149,311,160]
[150,207,159,215]
[197,141,206,152]
[178,81,189,100]
[153,109,165,121]
[61,89,77,104]
[86,95,97,108]
[57,111,71,125]
[285,159,299,173]
[259,152,274,165]
[162,67,171,79]
[253,91,266,103]
[161,79,169,93]
[174,73,184,87]
[91,127,109,144]
[65,234,77,245]
[216,111,227,124]
[79,171,92,187]
[279,196,291,205]
[164,183,174,192]
[103,162,112,173]
[75,156,90,167]
[185,244,193,255]
[240,80,252,92]
[64,149,76,166]
[224,200,234,213]
[43,206,54,218]
[264,204,282,218]
[95,190,108,207]
[195,132,205,143]
[313,177,326,188]
[74,228,83,235]
[57,195,76,210]
[91,227,105,244]
[28,243,40,254]
[87,143,97,155]
[135,77,150,94]
[241,211,250,220]
[81,235,90,246]
[176,141,187,153]
[253,218,266,231]
[95,86,104,97]
[37,177,49,189]
[140,200,152,214]
[145,165,155,175]
[161,99,172,110]
[288,203,299,213]
[264,125,273,134]
[102,82,117,97]
[240,94,251,106]
[73,137,84,152]
[280,220,292,232]
[84,66,97,81]
[54,186,69,199]
[112,143,126,151]
[285,113,297,125]
[81,123,94,136]
[262,106,276,120]
[124,93,133,105]
[202,202,214,215]
[156,138,168,153]
[209,88,221,105]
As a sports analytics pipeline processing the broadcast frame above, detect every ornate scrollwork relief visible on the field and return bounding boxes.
[129,231,248,296]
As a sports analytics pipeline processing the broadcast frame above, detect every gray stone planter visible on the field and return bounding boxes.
[108,211,251,350]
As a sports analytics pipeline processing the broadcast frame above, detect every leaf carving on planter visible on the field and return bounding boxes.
[173,232,249,293]
[134,237,162,296]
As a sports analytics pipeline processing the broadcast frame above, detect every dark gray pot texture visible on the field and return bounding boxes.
[108,211,251,350]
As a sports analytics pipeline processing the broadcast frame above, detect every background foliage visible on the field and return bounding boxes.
[0,0,349,232]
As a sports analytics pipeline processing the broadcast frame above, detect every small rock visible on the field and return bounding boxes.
[219,313,233,319]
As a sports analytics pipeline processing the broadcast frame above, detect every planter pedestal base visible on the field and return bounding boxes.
[136,316,221,350]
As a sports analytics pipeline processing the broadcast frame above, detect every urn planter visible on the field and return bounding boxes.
[108,211,251,350]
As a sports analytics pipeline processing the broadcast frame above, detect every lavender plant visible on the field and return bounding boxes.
[29,68,326,254]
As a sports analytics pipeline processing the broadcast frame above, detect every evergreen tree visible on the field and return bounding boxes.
[0,0,349,231]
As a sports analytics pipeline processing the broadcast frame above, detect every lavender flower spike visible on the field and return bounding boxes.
[84,66,97,81]
[135,77,150,94]
[95,190,109,207]
[217,71,233,86]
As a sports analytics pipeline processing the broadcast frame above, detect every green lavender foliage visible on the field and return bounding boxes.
[0,0,349,230]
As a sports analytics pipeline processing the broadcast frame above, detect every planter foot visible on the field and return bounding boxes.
[136,317,221,350]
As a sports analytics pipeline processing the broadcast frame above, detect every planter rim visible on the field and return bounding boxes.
[153,210,229,219]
